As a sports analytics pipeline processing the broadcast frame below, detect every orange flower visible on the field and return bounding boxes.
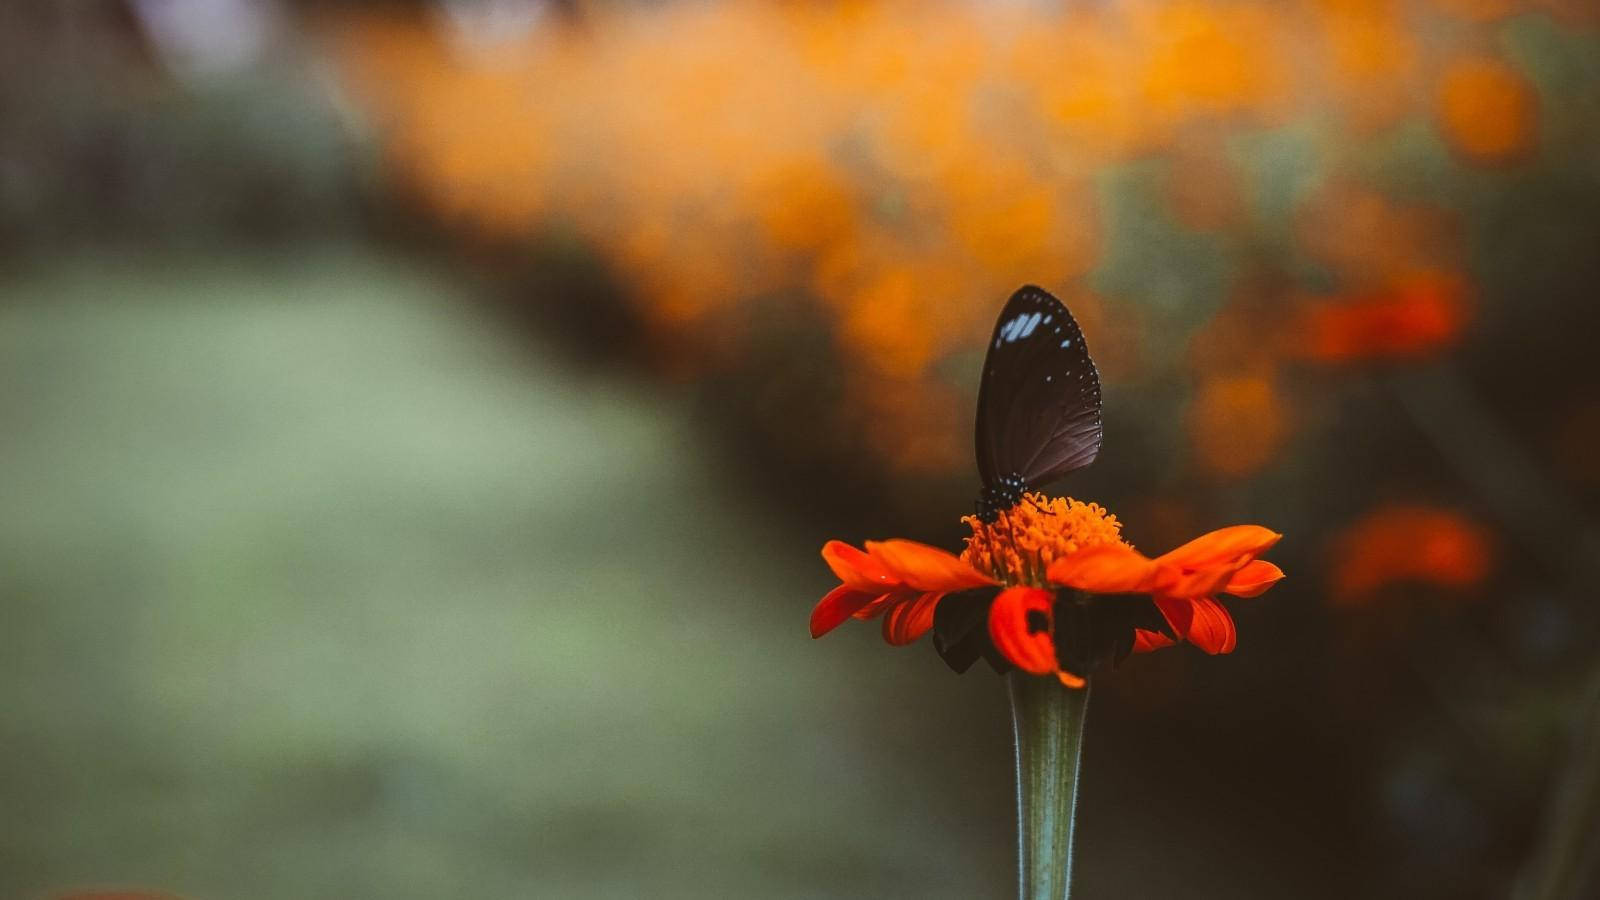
[810,539,996,645]
[1328,504,1492,606]
[1045,524,1285,657]
[812,493,1284,686]
[1298,271,1469,363]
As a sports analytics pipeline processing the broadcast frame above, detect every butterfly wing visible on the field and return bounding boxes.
[975,285,1103,488]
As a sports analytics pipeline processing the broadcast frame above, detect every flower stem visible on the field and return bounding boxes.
[1008,671,1090,900]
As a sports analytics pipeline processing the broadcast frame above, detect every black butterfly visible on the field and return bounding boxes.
[973,285,1104,521]
[933,286,1122,675]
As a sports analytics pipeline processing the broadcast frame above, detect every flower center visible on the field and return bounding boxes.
[961,492,1129,586]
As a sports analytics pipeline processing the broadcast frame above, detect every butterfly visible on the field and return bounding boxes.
[934,286,1114,675]
[973,285,1104,521]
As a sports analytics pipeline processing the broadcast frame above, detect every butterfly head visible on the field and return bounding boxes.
[976,473,1029,523]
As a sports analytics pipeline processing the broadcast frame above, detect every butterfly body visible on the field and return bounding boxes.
[973,286,1103,521]
[975,473,1030,522]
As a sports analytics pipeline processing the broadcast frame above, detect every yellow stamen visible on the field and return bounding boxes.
[961,493,1129,586]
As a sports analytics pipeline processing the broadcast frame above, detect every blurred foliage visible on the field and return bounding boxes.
[0,2,362,249]
[0,250,1008,899]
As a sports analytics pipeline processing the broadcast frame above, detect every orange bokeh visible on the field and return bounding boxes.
[1297,181,1462,285]
[1298,270,1470,362]
[1329,504,1494,605]
[326,1,1550,476]
[1314,0,1419,132]
[1187,373,1291,478]
[1138,2,1290,123]
[1437,56,1539,164]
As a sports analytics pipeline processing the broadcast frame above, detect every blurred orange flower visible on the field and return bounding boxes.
[1316,0,1418,131]
[1299,270,1470,362]
[1437,56,1538,164]
[1328,504,1493,605]
[331,2,1546,482]
[1138,1,1288,123]
[1188,374,1290,478]
[1296,184,1460,286]
[812,493,1283,686]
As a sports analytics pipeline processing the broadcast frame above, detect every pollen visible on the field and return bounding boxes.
[961,493,1129,586]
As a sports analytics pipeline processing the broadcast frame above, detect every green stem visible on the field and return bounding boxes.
[1008,671,1090,900]
[1517,666,1600,900]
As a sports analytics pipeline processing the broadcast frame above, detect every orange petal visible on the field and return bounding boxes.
[1189,596,1238,654]
[1156,525,1282,569]
[1155,555,1254,599]
[1157,595,1237,654]
[987,586,1058,674]
[810,585,877,638]
[1225,560,1284,598]
[1154,594,1192,639]
[1132,628,1176,653]
[882,591,944,646]
[1047,544,1161,594]
[866,539,996,592]
[853,592,899,620]
[822,540,899,592]
[1056,670,1087,688]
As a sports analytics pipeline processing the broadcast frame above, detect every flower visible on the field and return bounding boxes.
[811,492,1284,686]
[1045,522,1285,656]
[1326,503,1491,606]
[1298,270,1468,363]
[810,539,996,645]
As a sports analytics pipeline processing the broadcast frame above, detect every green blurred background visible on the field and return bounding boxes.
[2,2,1599,898]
